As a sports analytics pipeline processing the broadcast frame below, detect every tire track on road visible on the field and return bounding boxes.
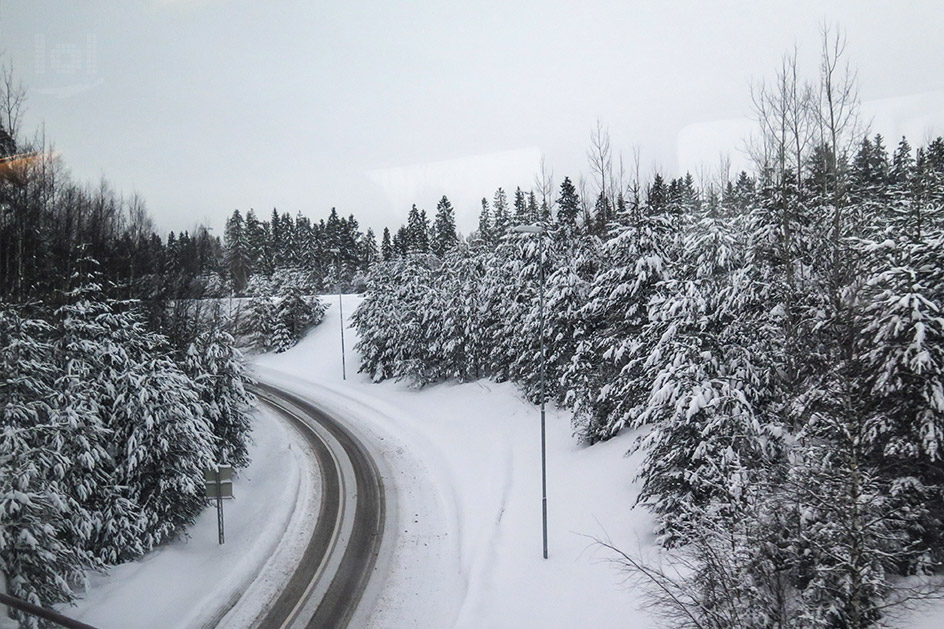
[251,383,385,628]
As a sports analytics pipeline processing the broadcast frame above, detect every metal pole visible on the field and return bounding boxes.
[339,290,347,380]
[216,469,224,545]
[337,253,347,380]
[539,236,548,559]
[0,569,7,623]
[511,223,549,560]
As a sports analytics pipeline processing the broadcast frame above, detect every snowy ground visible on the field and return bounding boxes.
[18,292,944,628]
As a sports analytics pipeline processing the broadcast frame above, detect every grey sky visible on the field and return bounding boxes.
[2,1,943,237]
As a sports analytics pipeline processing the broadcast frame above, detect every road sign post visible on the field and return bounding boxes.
[204,465,234,544]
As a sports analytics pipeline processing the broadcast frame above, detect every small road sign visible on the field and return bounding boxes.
[204,465,235,544]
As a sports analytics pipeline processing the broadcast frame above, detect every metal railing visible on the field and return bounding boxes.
[0,592,98,629]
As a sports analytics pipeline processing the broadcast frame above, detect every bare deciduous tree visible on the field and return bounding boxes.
[749,46,816,192]
[534,154,555,220]
[817,23,863,244]
[577,174,592,227]
[587,119,613,207]
[0,56,26,142]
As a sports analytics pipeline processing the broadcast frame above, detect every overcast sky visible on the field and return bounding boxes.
[2,1,944,237]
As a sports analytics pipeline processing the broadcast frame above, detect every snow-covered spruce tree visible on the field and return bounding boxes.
[780,122,928,627]
[615,473,806,629]
[107,343,215,558]
[0,306,90,623]
[479,232,540,386]
[833,230,944,579]
[565,201,678,443]
[788,295,911,628]
[502,226,602,405]
[224,210,252,294]
[631,203,782,545]
[272,287,326,353]
[52,283,216,565]
[186,327,255,468]
[415,246,488,383]
[863,226,944,573]
[353,255,435,382]
[542,232,601,406]
[244,273,275,298]
[50,282,127,567]
[352,261,402,382]
[431,195,459,257]
[387,255,438,384]
[404,272,449,386]
[243,294,277,351]
[913,137,944,240]
[776,146,944,627]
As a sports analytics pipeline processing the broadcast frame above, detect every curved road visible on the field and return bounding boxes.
[249,383,386,629]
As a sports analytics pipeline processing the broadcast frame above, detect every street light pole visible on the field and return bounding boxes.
[512,223,548,559]
[328,248,347,380]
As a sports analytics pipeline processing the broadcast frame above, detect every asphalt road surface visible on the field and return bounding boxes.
[250,382,386,628]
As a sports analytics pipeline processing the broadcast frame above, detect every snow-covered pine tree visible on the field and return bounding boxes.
[272,287,325,353]
[417,246,487,383]
[0,306,90,621]
[565,199,677,443]
[353,256,434,382]
[107,343,215,559]
[243,294,277,351]
[186,328,255,468]
[50,282,130,566]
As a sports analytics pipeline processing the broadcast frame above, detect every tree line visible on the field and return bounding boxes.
[353,32,944,628]
[0,61,259,627]
[222,206,379,296]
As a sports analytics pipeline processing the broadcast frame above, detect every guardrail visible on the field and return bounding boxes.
[0,592,98,629]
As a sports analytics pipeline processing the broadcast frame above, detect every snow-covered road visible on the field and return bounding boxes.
[250,384,385,628]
